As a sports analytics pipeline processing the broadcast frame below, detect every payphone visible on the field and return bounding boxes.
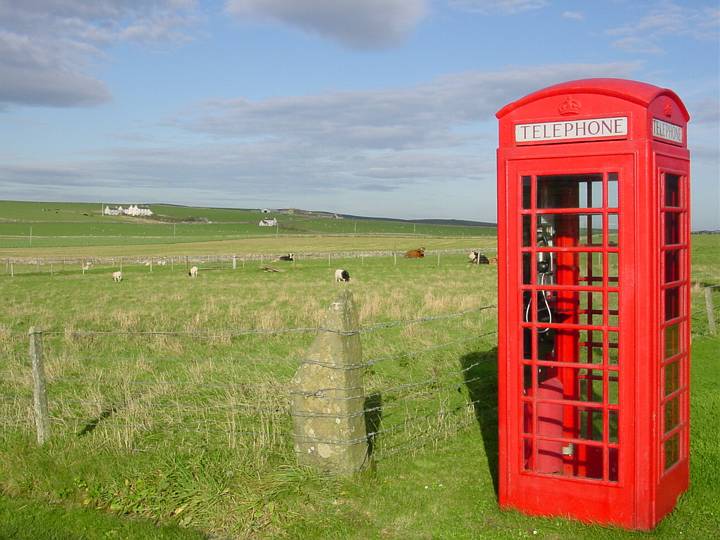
[496,79,690,529]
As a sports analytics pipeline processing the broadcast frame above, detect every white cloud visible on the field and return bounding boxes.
[175,62,638,149]
[449,0,548,15]
[0,62,640,219]
[561,11,584,21]
[607,1,720,53]
[0,1,200,108]
[225,0,427,49]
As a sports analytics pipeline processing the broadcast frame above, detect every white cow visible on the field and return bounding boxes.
[188,266,198,278]
[112,271,123,282]
[335,268,350,282]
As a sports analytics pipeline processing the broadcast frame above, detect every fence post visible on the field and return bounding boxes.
[291,290,368,474]
[29,327,50,445]
[232,255,237,270]
[705,287,717,336]
[10,263,14,277]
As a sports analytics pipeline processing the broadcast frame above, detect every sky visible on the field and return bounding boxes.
[0,0,718,228]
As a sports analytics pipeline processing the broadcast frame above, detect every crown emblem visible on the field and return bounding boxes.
[558,96,581,115]
[663,103,673,117]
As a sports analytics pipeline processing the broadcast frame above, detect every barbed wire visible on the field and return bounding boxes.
[8,304,495,339]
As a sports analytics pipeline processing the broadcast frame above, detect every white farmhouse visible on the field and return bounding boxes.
[103,204,154,217]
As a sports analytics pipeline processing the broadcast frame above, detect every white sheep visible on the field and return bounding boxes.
[188,266,198,278]
[112,271,123,282]
[335,268,350,282]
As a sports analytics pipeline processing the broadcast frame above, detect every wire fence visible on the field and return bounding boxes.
[0,303,499,467]
[1,248,497,278]
[3,283,715,469]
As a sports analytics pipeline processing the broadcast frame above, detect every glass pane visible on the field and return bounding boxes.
[664,362,680,396]
[609,447,619,482]
[578,369,604,403]
[523,438,534,471]
[522,215,532,247]
[665,213,680,245]
[607,173,619,208]
[665,174,680,207]
[665,324,681,358]
[535,214,602,247]
[607,252,619,284]
[607,214,619,247]
[609,411,619,443]
[664,250,681,283]
[579,291,603,326]
[579,252,603,285]
[665,287,681,321]
[523,253,532,284]
[579,408,604,440]
[579,179,603,208]
[523,401,533,432]
[664,397,680,433]
[537,174,602,208]
[578,330,604,364]
[522,176,532,209]
[608,374,619,405]
[608,332,619,365]
[608,292,619,328]
[664,434,680,470]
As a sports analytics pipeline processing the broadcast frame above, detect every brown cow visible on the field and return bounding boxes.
[404,247,425,258]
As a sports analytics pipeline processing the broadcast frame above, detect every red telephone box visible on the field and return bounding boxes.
[496,79,690,529]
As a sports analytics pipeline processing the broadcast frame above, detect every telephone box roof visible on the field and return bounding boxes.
[496,78,689,120]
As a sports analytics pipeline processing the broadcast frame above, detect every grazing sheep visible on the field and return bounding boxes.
[404,247,425,258]
[112,271,123,282]
[335,269,350,282]
[81,262,92,271]
[468,251,490,264]
[188,266,198,278]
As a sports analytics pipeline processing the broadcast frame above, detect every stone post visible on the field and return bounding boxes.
[291,290,368,474]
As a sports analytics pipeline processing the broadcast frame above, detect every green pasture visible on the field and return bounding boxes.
[0,200,495,251]
[0,213,718,538]
[0,202,720,539]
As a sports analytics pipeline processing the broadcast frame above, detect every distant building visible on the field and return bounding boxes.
[104,204,153,217]
[259,218,278,227]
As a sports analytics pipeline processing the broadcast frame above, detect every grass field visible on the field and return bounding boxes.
[0,201,718,539]
[0,201,495,252]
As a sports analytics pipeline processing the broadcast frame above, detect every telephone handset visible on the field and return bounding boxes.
[525,216,555,331]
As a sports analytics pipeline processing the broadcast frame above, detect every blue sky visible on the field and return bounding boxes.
[1,0,718,228]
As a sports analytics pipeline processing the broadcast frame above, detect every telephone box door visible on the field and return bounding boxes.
[502,153,635,521]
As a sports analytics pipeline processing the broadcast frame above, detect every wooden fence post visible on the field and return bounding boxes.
[705,287,717,336]
[29,327,50,445]
[10,263,14,277]
[291,290,369,474]
[233,255,237,270]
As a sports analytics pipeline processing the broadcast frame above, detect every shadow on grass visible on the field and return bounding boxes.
[460,347,499,497]
[77,404,120,436]
[364,392,383,467]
